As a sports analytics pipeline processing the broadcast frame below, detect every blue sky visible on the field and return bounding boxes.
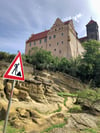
[0,0,100,54]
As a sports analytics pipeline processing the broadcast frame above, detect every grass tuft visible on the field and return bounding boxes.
[53,104,62,113]
[41,123,66,133]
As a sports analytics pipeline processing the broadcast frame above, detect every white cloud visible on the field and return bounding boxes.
[62,13,82,23]
[73,13,83,23]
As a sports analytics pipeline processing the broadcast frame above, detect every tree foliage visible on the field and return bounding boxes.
[0,51,15,62]
[78,40,100,87]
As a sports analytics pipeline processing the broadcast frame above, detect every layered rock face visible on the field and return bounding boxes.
[0,65,100,133]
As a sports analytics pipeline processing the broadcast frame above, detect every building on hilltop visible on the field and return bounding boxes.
[25,18,84,59]
[79,19,99,42]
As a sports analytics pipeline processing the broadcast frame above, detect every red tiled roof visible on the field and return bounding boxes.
[79,36,87,41]
[86,20,96,26]
[26,19,72,43]
[64,19,72,25]
[26,30,49,43]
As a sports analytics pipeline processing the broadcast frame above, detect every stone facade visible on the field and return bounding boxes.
[25,18,84,59]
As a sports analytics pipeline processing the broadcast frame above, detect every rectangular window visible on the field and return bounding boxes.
[61,41,63,44]
[34,41,36,45]
[40,40,41,44]
[61,33,64,36]
[53,35,56,38]
[49,44,51,47]
[44,38,47,42]
[54,49,56,51]
[59,50,61,54]
[57,42,59,45]
[49,36,51,40]
[30,42,31,47]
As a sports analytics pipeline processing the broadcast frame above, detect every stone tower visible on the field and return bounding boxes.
[86,19,99,40]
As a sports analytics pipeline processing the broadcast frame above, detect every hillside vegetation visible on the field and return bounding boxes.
[0,40,100,133]
[25,40,100,87]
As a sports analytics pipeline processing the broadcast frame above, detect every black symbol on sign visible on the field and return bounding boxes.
[12,63,21,77]
[17,72,21,76]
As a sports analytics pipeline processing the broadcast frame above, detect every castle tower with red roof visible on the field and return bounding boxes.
[79,19,99,42]
[86,19,99,40]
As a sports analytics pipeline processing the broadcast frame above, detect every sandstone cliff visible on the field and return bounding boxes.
[0,61,100,133]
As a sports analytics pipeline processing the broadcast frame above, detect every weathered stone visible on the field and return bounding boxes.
[69,113,97,129]
[18,90,29,101]
[92,100,100,115]
[0,91,6,99]
[25,79,42,85]
[16,108,30,118]
[13,88,19,96]
[0,102,6,120]
[10,118,24,128]
[0,81,4,91]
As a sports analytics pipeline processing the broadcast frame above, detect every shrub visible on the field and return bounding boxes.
[77,89,100,102]
[68,105,82,113]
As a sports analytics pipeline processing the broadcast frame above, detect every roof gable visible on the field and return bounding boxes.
[26,18,75,43]
[53,18,63,26]
[64,19,72,25]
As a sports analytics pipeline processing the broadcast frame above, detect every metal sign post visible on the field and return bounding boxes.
[3,80,15,133]
[3,51,24,133]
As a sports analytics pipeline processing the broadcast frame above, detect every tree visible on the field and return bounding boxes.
[29,48,54,70]
[78,40,100,86]
[58,57,69,72]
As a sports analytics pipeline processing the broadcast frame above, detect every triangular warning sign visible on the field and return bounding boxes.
[3,51,24,81]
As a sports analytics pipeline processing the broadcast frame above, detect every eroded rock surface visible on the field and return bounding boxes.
[0,68,100,133]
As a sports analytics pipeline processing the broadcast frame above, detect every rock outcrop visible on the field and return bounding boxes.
[0,65,100,133]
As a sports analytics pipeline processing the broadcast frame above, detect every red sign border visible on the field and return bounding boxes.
[3,52,24,81]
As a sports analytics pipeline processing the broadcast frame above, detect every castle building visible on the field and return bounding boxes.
[25,18,84,59]
[79,19,99,42]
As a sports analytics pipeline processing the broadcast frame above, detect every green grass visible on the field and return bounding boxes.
[41,122,66,133]
[68,105,82,113]
[82,128,98,133]
[57,92,78,97]
[64,97,67,106]
[0,121,26,133]
[57,92,77,107]
[53,104,62,113]
[76,89,100,102]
